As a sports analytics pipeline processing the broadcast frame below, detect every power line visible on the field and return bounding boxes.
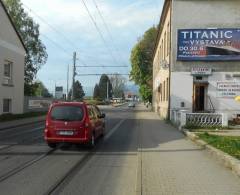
[77,73,129,76]
[22,3,103,61]
[76,65,128,68]
[80,0,120,66]
[92,0,128,67]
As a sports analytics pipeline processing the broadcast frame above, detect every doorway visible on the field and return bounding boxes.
[193,84,207,112]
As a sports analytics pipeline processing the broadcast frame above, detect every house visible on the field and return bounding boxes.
[153,0,240,121]
[0,0,26,115]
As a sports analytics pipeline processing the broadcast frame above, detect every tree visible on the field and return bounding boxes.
[35,81,52,98]
[68,81,85,101]
[98,74,112,100]
[130,26,158,101]
[4,0,48,96]
[93,84,100,100]
[109,74,126,98]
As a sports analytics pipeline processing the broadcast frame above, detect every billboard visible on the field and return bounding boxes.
[177,29,240,61]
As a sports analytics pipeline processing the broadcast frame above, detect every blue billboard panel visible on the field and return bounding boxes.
[177,29,240,61]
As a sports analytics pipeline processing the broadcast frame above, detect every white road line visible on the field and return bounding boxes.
[104,119,125,140]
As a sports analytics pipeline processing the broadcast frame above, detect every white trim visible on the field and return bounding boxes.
[0,38,25,56]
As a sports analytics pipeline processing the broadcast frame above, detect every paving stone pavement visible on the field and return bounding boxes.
[136,110,240,195]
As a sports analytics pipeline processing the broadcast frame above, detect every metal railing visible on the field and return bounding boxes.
[186,113,222,127]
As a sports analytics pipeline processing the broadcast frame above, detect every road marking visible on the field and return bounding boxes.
[104,119,125,140]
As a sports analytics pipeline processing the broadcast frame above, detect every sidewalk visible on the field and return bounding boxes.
[0,115,46,130]
[136,110,240,194]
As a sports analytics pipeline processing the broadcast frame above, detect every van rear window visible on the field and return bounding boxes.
[51,106,84,121]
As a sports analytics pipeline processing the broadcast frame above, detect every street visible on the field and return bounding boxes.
[0,104,239,195]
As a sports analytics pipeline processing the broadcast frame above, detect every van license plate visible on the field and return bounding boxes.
[58,131,74,136]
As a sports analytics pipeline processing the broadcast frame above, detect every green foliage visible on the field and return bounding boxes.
[0,111,47,122]
[98,74,112,100]
[4,0,48,96]
[130,26,158,101]
[35,81,52,97]
[139,84,152,102]
[68,81,85,101]
[198,134,240,160]
[93,84,100,100]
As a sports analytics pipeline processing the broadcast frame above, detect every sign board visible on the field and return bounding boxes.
[55,86,63,99]
[28,99,52,109]
[217,82,240,98]
[177,29,240,61]
[191,67,212,75]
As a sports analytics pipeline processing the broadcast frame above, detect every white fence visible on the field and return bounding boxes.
[171,109,228,129]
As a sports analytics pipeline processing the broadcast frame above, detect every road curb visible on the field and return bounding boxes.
[182,129,240,177]
[112,103,127,107]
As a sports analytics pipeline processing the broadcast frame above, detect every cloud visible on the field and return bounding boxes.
[20,0,163,92]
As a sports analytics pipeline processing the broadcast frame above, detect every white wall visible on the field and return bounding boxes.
[0,3,25,114]
[170,72,193,111]
[208,72,240,119]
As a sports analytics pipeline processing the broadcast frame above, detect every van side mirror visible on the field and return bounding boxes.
[100,113,106,118]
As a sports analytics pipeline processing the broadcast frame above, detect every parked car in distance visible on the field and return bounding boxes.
[128,102,135,108]
[44,102,106,148]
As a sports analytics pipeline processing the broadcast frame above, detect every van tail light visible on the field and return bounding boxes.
[46,120,49,128]
[85,122,89,128]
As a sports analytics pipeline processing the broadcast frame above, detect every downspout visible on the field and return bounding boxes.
[167,0,173,121]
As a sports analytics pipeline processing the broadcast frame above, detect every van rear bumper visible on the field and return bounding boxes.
[45,137,89,144]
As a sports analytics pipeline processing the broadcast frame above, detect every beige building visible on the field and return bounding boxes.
[153,0,240,121]
[153,0,171,119]
[0,0,26,115]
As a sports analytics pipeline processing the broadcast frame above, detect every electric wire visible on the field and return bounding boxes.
[80,0,121,66]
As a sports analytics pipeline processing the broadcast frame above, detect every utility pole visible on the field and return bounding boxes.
[67,64,69,101]
[72,52,77,101]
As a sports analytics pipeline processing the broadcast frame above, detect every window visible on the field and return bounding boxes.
[163,81,166,101]
[167,22,170,55]
[164,32,167,59]
[3,99,11,113]
[51,106,84,121]
[166,78,169,101]
[3,61,13,85]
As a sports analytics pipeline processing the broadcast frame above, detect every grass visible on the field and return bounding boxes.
[198,133,240,160]
[184,124,231,131]
[0,111,47,122]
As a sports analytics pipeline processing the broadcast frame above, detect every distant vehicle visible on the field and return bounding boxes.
[128,102,135,108]
[44,102,106,148]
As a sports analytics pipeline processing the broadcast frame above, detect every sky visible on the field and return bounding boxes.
[21,0,164,95]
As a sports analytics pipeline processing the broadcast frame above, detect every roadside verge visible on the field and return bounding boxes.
[0,115,46,131]
[183,129,240,177]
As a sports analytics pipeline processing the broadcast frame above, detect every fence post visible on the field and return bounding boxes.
[180,112,187,130]
[222,113,228,127]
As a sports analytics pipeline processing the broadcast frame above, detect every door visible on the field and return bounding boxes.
[193,84,206,112]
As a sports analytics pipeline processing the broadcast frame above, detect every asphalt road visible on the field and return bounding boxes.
[0,104,239,195]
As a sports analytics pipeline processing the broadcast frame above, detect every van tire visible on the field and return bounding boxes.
[47,143,57,148]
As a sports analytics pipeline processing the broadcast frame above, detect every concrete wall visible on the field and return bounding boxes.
[208,72,240,118]
[24,97,55,113]
[171,0,240,72]
[170,72,193,111]
[0,2,25,114]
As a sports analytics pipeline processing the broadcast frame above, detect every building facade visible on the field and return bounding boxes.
[153,0,240,120]
[0,0,26,115]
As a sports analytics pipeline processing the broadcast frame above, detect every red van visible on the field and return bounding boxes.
[44,102,105,148]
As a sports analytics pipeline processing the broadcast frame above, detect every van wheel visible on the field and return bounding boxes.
[47,143,57,149]
[100,126,105,137]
